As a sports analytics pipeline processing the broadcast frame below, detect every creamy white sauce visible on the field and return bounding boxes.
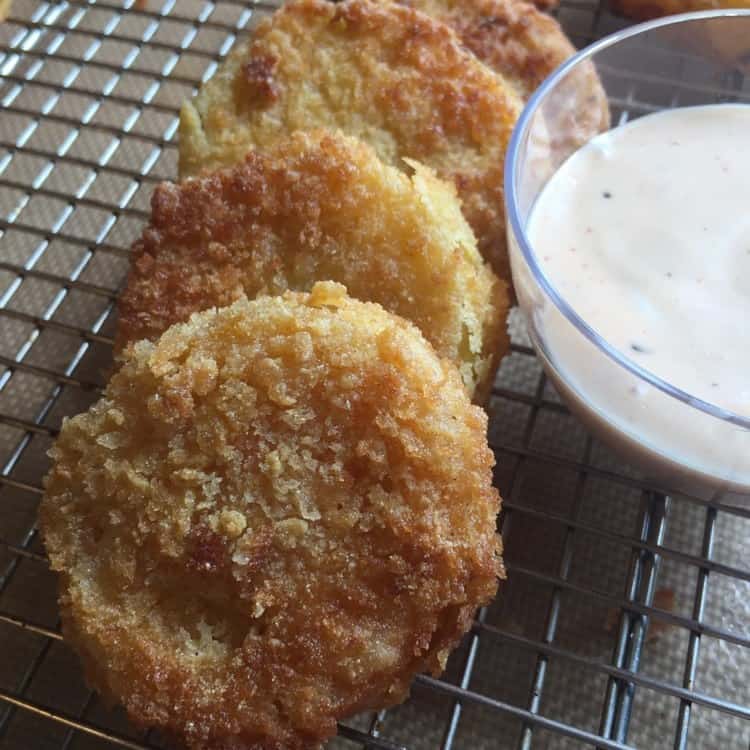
[526,104,750,491]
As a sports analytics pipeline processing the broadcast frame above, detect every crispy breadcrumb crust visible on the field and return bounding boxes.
[398,0,608,117]
[117,130,508,401]
[178,0,523,285]
[396,0,610,178]
[41,285,503,750]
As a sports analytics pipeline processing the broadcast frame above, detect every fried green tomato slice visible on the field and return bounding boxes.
[178,0,523,285]
[41,284,503,750]
[118,130,508,401]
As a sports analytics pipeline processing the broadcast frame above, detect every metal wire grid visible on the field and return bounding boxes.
[0,1,748,749]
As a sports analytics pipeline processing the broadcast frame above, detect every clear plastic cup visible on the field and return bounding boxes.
[505,11,750,498]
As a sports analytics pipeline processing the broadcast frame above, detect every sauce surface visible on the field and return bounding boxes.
[527,104,750,488]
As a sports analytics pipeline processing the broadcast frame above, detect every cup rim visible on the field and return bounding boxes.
[504,9,750,430]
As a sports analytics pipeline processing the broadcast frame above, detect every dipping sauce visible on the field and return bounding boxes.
[526,104,750,490]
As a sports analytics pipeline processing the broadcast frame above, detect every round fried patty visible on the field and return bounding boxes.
[118,130,508,401]
[42,284,503,750]
[178,0,523,285]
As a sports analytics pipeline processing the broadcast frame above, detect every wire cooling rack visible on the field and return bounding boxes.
[0,2,749,749]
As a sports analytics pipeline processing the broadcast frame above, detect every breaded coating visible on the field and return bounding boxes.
[396,0,567,99]
[117,130,509,401]
[397,0,610,178]
[41,284,503,750]
[610,0,750,19]
[400,0,607,105]
[179,0,523,284]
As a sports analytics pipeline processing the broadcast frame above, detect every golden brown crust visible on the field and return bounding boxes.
[398,0,610,145]
[610,0,750,20]
[179,0,523,285]
[42,285,503,750]
[117,130,508,400]
[398,0,568,99]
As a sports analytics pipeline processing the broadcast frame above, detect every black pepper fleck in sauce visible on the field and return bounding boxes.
[602,191,612,199]
[630,343,650,354]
